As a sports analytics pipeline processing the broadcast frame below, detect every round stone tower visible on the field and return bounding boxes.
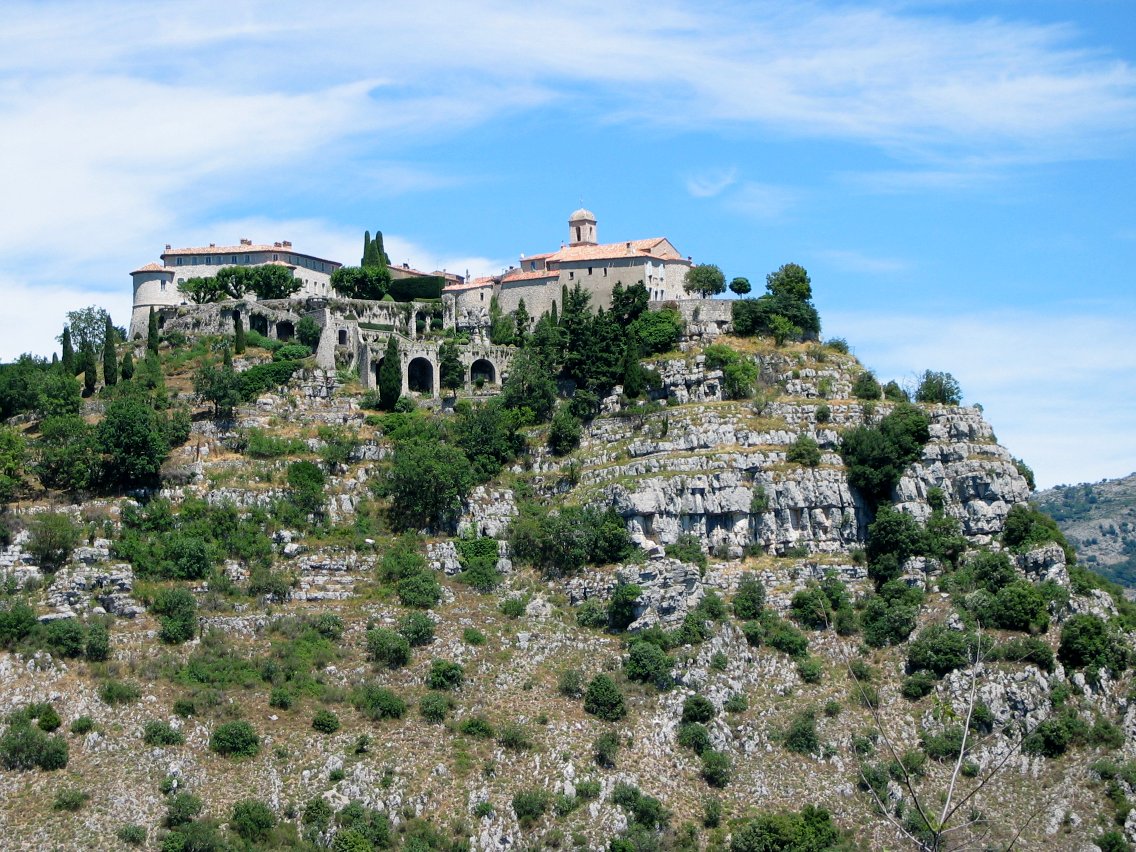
[568,208,597,247]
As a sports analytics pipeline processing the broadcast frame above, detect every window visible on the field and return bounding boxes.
[244,254,250,263]
[176,257,183,266]
[569,271,574,280]
[603,268,607,277]
[587,267,593,276]
[273,254,278,261]
[160,281,166,292]
[231,256,237,264]
[204,256,211,265]
[575,226,581,241]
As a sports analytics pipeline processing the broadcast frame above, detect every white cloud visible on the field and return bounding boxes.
[0,276,130,363]
[818,249,911,274]
[685,168,738,198]
[725,181,799,221]
[826,308,1136,488]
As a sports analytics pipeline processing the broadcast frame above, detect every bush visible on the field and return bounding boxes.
[915,370,962,405]
[209,720,259,758]
[701,749,731,787]
[852,371,882,400]
[352,684,406,720]
[396,571,442,609]
[733,575,766,620]
[790,587,832,630]
[398,611,435,646]
[458,716,494,738]
[426,659,464,691]
[907,625,972,678]
[53,787,89,811]
[786,434,822,467]
[783,709,819,755]
[665,534,707,570]
[497,722,533,751]
[594,731,620,767]
[607,583,641,631]
[231,800,277,843]
[151,587,197,645]
[117,825,146,845]
[724,693,749,713]
[0,722,68,770]
[681,695,715,724]
[797,656,823,684]
[312,709,340,734]
[99,679,141,706]
[575,598,608,628]
[860,595,918,648]
[302,797,333,830]
[678,722,711,755]
[512,788,550,825]
[548,408,582,456]
[509,504,633,579]
[762,614,809,658]
[624,640,672,689]
[366,627,411,669]
[583,674,627,720]
[1058,614,1127,673]
[84,622,110,662]
[839,404,931,506]
[165,792,204,827]
[901,672,937,700]
[70,716,94,735]
[419,693,449,723]
[142,721,185,746]
[26,512,80,572]
[993,636,1055,672]
[730,805,841,852]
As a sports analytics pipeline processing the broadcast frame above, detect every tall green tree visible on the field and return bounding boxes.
[383,440,473,532]
[0,426,26,505]
[233,314,246,354]
[80,342,97,396]
[147,308,159,355]
[120,350,134,381]
[683,264,726,298]
[500,348,557,423]
[729,277,752,297]
[98,395,169,488]
[63,306,112,352]
[378,336,402,411]
[438,340,464,398]
[60,327,75,376]
[102,315,118,386]
[513,299,531,344]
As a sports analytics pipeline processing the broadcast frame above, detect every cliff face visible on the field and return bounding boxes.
[0,333,1127,852]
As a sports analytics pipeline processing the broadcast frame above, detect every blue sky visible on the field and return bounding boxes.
[1,0,1133,488]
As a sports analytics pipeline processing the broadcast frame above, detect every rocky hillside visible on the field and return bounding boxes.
[1,328,1134,852]
[1036,474,1136,588]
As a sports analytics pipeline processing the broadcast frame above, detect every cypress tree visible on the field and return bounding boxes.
[374,230,390,267]
[361,230,373,267]
[147,308,159,355]
[550,300,558,327]
[102,315,118,386]
[81,343,97,395]
[120,350,134,381]
[378,336,401,411]
[61,326,75,375]
[514,299,530,343]
[233,314,246,354]
[223,345,233,370]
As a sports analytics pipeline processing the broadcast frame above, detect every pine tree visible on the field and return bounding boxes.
[61,326,75,375]
[514,299,530,344]
[233,314,246,354]
[120,350,134,381]
[438,340,464,398]
[378,336,401,411]
[147,308,159,355]
[102,315,118,386]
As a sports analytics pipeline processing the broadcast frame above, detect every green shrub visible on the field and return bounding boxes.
[84,622,110,662]
[607,583,641,631]
[612,782,670,829]
[783,709,819,755]
[762,614,809,658]
[624,640,672,689]
[839,404,931,506]
[41,619,86,658]
[789,587,832,629]
[70,716,94,735]
[786,434,822,467]
[583,674,627,720]
[463,627,486,645]
[860,595,918,648]
[151,587,198,645]
[1058,614,1127,673]
[312,709,340,734]
[231,799,277,843]
[665,534,707,569]
[335,800,392,848]
[724,693,748,713]
[366,627,411,669]
[730,805,841,852]
[497,722,533,751]
[269,688,293,710]
[512,788,550,825]
[34,704,61,732]
[558,668,584,699]
[901,672,937,700]
[419,693,449,724]
[797,656,823,684]
[26,511,81,573]
[352,684,406,720]
[53,788,89,811]
[302,797,333,830]
[398,611,436,646]
[499,596,527,618]
[852,371,882,400]
[209,720,260,758]
[921,726,965,761]
[142,720,185,746]
[117,824,146,845]
[426,659,464,690]
[165,792,204,827]
[682,695,716,724]
[907,625,972,678]
[701,749,731,787]
[678,722,711,755]
[575,598,608,628]
[576,779,601,800]
[396,570,442,609]
[99,679,141,706]
[733,575,766,620]
[595,731,621,767]
[548,408,583,456]
[458,716,494,738]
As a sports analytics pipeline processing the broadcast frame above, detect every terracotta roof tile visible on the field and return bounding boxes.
[130,262,172,275]
[545,238,688,264]
[160,243,342,267]
[443,277,497,293]
[501,268,560,283]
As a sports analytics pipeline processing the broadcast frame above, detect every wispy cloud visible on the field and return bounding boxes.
[826,307,1136,487]
[819,249,911,274]
[725,181,799,221]
[685,167,738,198]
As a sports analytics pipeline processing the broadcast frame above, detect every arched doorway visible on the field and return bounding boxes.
[414,311,429,338]
[338,329,348,345]
[250,314,268,336]
[372,357,385,387]
[407,357,433,394]
[276,321,294,342]
[470,358,496,388]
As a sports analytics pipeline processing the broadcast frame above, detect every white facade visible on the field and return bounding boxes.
[129,239,342,338]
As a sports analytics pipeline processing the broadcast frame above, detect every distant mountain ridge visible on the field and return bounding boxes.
[1035,472,1136,587]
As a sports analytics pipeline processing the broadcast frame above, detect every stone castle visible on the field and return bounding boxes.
[130,210,729,398]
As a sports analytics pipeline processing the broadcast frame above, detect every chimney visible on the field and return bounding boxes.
[165,244,171,250]
[282,240,292,248]
[209,243,215,248]
[240,238,251,246]
[626,242,631,249]
[274,242,282,248]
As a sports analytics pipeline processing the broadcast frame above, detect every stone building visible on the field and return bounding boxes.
[446,209,692,330]
[129,239,342,339]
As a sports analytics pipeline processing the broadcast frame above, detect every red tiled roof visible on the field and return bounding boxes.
[545,238,688,264]
[130,262,173,275]
[501,268,560,283]
[160,243,342,267]
[443,277,496,293]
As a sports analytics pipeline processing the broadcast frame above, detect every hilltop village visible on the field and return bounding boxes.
[0,209,1133,852]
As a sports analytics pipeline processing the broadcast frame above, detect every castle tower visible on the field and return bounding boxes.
[568,208,597,247]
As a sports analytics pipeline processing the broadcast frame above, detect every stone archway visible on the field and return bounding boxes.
[250,314,268,336]
[470,358,496,388]
[372,356,385,387]
[276,321,294,342]
[407,357,434,394]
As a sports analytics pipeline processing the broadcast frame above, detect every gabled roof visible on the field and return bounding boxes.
[501,268,560,283]
[160,243,342,267]
[443,276,496,293]
[545,237,688,264]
